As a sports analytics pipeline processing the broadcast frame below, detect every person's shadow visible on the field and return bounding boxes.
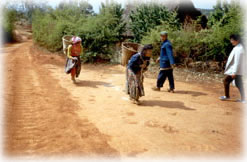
[174,90,207,97]
[75,80,114,88]
[141,100,195,111]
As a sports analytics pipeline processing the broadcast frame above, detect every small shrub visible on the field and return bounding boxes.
[2,7,18,42]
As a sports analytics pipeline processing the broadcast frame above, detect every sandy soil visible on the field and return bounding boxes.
[2,41,244,159]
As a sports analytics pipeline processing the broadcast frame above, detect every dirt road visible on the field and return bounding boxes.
[2,41,244,158]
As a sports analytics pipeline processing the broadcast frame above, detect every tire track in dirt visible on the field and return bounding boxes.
[3,42,119,157]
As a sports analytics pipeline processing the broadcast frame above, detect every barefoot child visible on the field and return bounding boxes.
[127,44,153,104]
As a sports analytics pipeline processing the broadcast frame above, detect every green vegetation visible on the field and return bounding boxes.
[202,4,243,61]
[129,3,180,42]
[79,3,126,62]
[142,2,243,63]
[2,0,244,66]
[32,1,126,62]
[2,7,18,42]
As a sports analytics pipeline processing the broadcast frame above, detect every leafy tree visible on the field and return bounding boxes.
[129,3,180,42]
[57,0,94,16]
[78,3,126,62]
[207,0,233,27]
[201,4,243,61]
[99,3,126,40]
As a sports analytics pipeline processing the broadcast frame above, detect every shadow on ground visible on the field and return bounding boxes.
[141,100,195,111]
[75,80,113,88]
[174,90,207,97]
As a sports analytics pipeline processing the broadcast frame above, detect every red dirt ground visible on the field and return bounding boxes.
[2,41,244,159]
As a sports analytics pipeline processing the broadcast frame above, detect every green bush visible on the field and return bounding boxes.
[142,3,243,64]
[201,4,243,61]
[32,1,90,52]
[2,7,17,42]
[79,3,126,62]
[32,2,126,62]
[129,3,180,42]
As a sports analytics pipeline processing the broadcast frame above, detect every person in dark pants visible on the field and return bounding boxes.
[220,34,245,103]
[152,31,175,92]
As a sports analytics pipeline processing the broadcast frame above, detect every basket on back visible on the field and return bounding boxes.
[62,35,73,55]
[121,42,142,66]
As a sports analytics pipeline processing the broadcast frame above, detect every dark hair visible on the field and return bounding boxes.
[144,44,153,50]
[230,34,241,41]
[141,44,153,56]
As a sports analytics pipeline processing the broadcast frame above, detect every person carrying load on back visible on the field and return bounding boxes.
[127,44,153,105]
[65,36,83,83]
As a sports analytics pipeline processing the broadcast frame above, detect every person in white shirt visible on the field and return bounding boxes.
[220,34,245,103]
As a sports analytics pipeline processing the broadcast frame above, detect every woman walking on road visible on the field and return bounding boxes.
[65,36,83,83]
[126,44,153,105]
